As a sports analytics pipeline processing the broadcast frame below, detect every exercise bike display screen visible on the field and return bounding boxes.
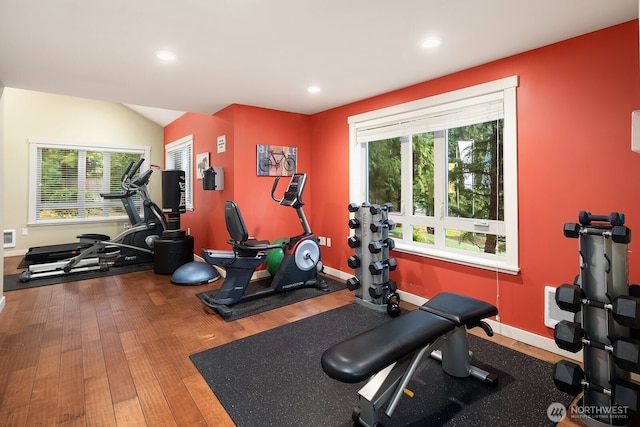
[281,174,306,207]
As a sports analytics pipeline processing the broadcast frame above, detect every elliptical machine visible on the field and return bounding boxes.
[19,159,167,282]
[189,173,329,318]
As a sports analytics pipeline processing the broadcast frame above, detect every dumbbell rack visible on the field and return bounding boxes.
[346,202,397,313]
[554,211,639,426]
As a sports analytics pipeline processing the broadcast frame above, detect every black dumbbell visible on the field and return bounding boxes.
[387,292,401,317]
[348,218,360,229]
[369,283,385,298]
[579,211,625,227]
[370,221,384,233]
[382,202,394,212]
[369,258,398,275]
[387,279,397,293]
[368,238,395,253]
[348,203,360,213]
[563,222,580,239]
[555,284,640,329]
[563,222,631,244]
[612,225,632,244]
[553,360,639,412]
[370,204,382,215]
[346,277,360,291]
[347,236,361,248]
[368,280,397,299]
[554,320,640,373]
[347,255,360,269]
[371,219,396,232]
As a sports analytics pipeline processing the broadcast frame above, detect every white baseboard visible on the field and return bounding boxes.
[322,265,351,281]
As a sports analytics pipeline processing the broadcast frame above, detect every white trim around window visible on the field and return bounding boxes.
[27,138,151,225]
[349,76,520,274]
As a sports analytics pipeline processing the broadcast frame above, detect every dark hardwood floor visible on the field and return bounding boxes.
[0,256,564,426]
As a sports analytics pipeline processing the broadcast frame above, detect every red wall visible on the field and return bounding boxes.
[166,21,640,338]
[164,105,312,256]
[310,20,640,337]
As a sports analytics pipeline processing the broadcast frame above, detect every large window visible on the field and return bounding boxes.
[349,76,519,273]
[165,135,193,211]
[28,139,151,224]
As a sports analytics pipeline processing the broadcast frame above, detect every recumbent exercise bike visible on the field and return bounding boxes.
[194,173,329,318]
[19,159,167,282]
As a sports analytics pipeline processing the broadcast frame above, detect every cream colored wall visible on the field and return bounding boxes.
[1,83,5,310]
[3,88,164,255]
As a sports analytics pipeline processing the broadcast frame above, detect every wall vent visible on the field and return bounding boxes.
[544,285,575,328]
[3,230,16,248]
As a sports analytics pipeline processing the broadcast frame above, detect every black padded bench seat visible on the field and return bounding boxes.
[321,292,497,383]
[322,310,454,383]
[321,292,498,427]
[422,292,499,326]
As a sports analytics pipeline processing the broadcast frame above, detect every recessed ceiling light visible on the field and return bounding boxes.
[421,38,442,49]
[156,50,176,61]
[307,86,321,94]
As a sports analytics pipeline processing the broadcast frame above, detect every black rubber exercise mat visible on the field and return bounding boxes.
[195,274,346,321]
[190,303,573,426]
[3,262,154,291]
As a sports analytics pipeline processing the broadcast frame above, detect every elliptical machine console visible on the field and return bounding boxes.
[183,173,329,318]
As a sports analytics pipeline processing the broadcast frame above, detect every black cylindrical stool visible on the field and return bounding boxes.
[153,235,194,275]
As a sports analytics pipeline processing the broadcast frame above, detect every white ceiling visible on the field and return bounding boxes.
[0,0,637,125]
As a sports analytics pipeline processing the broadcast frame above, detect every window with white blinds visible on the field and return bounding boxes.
[165,135,193,210]
[28,139,151,224]
[349,76,520,274]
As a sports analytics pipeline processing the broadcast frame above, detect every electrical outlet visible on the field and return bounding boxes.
[21,228,28,236]
[326,237,331,247]
[318,236,326,246]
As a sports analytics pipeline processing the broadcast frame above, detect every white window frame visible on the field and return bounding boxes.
[349,76,519,274]
[28,138,151,225]
[165,134,193,211]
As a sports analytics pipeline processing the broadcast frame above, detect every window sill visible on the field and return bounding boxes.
[393,242,520,275]
[28,216,130,227]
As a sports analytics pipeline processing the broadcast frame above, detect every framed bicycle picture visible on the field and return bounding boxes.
[256,144,297,176]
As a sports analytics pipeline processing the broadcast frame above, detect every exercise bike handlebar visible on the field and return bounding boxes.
[271,173,306,208]
[271,176,283,204]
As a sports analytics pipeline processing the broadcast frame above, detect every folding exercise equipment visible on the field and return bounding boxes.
[321,292,498,427]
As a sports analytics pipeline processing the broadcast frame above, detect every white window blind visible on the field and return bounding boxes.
[356,94,504,143]
[165,135,193,210]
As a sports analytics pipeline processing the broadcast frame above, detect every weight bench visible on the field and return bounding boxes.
[321,292,499,427]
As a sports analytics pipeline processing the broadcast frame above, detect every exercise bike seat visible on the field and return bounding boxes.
[224,200,285,255]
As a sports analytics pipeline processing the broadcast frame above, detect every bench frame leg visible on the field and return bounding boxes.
[430,325,497,385]
[353,326,497,426]
[355,336,446,427]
